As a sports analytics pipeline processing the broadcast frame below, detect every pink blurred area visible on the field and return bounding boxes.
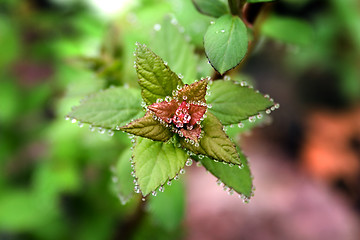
[185,131,360,240]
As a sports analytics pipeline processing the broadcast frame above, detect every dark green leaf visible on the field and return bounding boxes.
[133,137,188,196]
[121,113,173,142]
[135,44,184,105]
[204,14,248,74]
[68,87,143,129]
[192,0,229,18]
[180,112,240,164]
[196,148,253,198]
[148,180,185,231]
[207,80,274,125]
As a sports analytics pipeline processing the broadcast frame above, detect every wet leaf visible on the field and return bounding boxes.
[121,113,173,142]
[207,80,274,125]
[68,87,143,129]
[135,44,184,105]
[196,147,253,198]
[180,112,240,164]
[177,78,209,102]
[204,14,248,74]
[133,137,188,196]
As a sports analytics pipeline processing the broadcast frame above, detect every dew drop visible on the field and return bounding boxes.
[240,81,247,87]
[180,168,185,174]
[98,127,105,134]
[223,75,231,81]
[78,122,84,128]
[131,171,136,177]
[152,191,157,196]
[64,115,70,121]
[165,96,172,102]
[159,186,164,192]
[248,116,256,123]
[194,142,199,147]
[186,158,193,166]
[164,61,168,66]
[210,21,215,25]
[275,103,280,109]
[221,29,225,33]
[265,109,271,114]
[89,125,95,132]
[178,73,184,79]
[108,130,114,136]
[196,161,202,167]
[174,175,179,180]
[207,104,212,108]
[71,118,77,124]
[216,179,222,185]
[153,23,161,31]
[257,113,263,119]
[142,197,146,201]
[177,85,182,90]
[167,180,172,186]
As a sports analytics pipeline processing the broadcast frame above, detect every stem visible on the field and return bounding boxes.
[228,0,239,15]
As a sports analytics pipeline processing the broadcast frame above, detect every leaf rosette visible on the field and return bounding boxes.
[67,43,276,198]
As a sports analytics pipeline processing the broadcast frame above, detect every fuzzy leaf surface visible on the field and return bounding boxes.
[152,16,197,85]
[121,113,173,142]
[177,78,208,102]
[68,87,143,129]
[204,14,248,74]
[207,80,274,125]
[192,0,229,18]
[196,148,253,198]
[180,112,240,164]
[133,138,188,196]
[135,44,183,105]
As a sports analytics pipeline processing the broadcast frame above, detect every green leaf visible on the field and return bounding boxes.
[151,16,197,85]
[192,0,229,18]
[148,180,185,231]
[135,44,184,105]
[121,113,173,142]
[207,80,274,125]
[196,148,253,198]
[204,14,248,74]
[261,15,314,46]
[180,112,240,164]
[113,149,135,204]
[68,87,143,129]
[133,137,188,196]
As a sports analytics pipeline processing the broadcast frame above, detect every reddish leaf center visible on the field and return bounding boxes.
[173,101,191,128]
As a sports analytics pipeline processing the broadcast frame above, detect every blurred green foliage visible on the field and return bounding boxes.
[1,0,359,239]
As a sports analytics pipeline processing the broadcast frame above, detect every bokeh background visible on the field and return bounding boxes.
[1,0,359,239]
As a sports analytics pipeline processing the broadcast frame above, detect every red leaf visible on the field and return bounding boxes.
[180,124,201,142]
[148,100,179,123]
[188,104,207,126]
